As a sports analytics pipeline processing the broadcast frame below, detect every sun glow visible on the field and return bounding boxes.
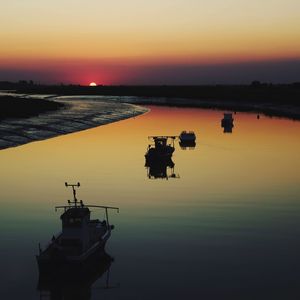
[89,82,97,86]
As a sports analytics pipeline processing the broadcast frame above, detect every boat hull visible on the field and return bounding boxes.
[179,140,196,148]
[179,136,196,142]
[37,251,113,297]
[37,240,109,279]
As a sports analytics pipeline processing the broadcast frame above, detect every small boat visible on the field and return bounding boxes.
[221,113,234,133]
[179,131,196,142]
[36,182,119,276]
[179,131,196,149]
[145,136,176,164]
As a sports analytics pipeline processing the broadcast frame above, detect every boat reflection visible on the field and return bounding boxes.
[37,251,113,300]
[221,113,234,133]
[179,140,196,150]
[145,158,179,179]
[179,131,196,149]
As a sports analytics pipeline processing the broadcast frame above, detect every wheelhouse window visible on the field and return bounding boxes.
[64,217,82,227]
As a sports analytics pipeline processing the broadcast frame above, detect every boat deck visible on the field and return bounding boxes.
[40,220,108,258]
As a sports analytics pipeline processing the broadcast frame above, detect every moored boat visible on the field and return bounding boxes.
[221,113,234,133]
[179,131,196,149]
[145,136,176,163]
[179,131,196,142]
[36,182,119,276]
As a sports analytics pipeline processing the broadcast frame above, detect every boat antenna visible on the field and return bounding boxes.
[65,182,80,207]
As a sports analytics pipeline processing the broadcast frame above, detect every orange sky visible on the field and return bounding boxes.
[1,0,300,84]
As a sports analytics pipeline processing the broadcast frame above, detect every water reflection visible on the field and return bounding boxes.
[37,251,113,300]
[221,113,234,133]
[1,106,300,299]
[146,157,179,179]
[179,140,196,150]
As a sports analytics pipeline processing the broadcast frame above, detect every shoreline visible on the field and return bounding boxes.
[54,94,300,121]
[1,90,299,151]
[0,96,148,150]
[2,83,300,121]
[0,95,64,120]
[123,97,300,121]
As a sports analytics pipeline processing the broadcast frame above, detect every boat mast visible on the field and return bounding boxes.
[65,182,80,207]
[55,183,119,226]
[86,205,119,227]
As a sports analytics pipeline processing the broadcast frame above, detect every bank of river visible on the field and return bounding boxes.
[1,106,300,299]
[0,95,148,150]
[1,92,299,151]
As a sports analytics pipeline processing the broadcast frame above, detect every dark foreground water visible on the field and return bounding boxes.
[0,105,300,299]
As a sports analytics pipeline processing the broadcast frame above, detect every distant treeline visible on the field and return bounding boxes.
[0,95,64,120]
[1,81,300,105]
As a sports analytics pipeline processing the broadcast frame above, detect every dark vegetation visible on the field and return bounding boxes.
[0,80,299,103]
[1,80,300,120]
[0,95,64,121]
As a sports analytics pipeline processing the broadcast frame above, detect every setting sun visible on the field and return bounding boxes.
[89,82,97,86]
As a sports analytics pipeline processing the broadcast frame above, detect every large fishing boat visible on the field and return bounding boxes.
[36,182,119,277]
[145,136,176,164]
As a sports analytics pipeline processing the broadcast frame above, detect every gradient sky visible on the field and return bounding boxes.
[1,0,300,84]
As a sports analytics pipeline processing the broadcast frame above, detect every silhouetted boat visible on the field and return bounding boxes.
[221,113,234,133]
[178,131,196,149]
[145,157,179,179]
[37,251,113,300]
[179,131,196,142]
[145,136,176,164]
[36,182,119,276]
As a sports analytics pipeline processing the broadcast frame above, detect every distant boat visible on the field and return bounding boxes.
[36,182,119,276]
[221,113,234,133]
[179,131,196,142]
[179,131,196,149]
[145,136,176,164]
[222,113,233,121]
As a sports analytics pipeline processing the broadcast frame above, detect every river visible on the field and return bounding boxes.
[0,105,300,299]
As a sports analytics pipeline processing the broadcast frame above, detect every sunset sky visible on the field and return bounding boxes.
[1,0,300,85]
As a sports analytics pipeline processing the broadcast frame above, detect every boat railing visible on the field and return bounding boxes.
[183,132,195,135]
[55,204,119,228]
[148,135,177,140]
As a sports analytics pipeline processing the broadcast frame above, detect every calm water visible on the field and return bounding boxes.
[1,106,300,299]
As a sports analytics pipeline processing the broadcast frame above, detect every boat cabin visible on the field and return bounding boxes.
[223,113,234,121]
[179,131,196,141]
[48,183,117,256]
[154,137,168,148]
[221,113,234,133]
[60,206,93,253]
[150,136,176,149]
